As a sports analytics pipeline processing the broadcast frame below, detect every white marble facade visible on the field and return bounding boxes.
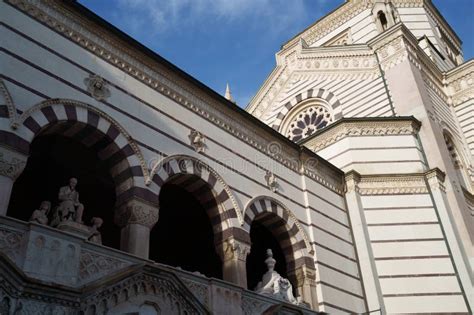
[0,0,472,314]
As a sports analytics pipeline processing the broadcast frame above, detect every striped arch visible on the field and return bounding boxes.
[150,155,242,238]
[272,88,343,131]
[243,196,313,272]
[11,99,153,205]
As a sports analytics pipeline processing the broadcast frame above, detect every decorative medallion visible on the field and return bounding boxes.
[188,130,206,153]
[84,74,111,101]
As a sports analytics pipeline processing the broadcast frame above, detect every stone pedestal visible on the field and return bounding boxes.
[115,197,159,259]
[217,237,250,288]
[56,221,91,238]
[0,147,27,216]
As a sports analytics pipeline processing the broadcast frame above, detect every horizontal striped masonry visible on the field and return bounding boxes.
[11,99,154,205]
[150,155,242,242]
[272,88,343,131]
[243,197,314,273]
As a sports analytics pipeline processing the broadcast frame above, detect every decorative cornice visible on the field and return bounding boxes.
[5,0,344,195]
[302,118,421,152]
[445,60,474,106]
[357,174,428,195]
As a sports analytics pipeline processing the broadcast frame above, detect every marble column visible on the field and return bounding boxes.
[216,236,250,288]
[0,147,27,216]
[115,197,159,259]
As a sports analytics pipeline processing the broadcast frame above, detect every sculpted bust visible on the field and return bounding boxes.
[29,201,50,225]
[56,178,84,224]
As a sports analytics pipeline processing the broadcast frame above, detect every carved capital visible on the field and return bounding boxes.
[0,149,27,180]
[425,168,446,193]
[217,237,251,262]
[344,171,361,194]
[115,198,159,228]
[289,265,317,287]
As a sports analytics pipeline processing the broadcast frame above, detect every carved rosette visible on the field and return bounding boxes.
[0,151,27,180]
[115,199,159,228]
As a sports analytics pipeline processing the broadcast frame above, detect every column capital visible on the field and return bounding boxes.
[425,168,446,193]
[0,147,27,180]
[115,197,159,228]
[216,237,251,262]
[344,170,361,194]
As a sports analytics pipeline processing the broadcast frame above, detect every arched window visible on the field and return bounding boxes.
[378,11,388,31]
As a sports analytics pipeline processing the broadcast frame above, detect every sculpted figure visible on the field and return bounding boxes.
[88,217,103,244]
[29,201,50,225]
[255,249,298,305]
[57,178,84,224]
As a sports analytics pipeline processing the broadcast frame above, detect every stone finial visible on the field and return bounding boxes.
[264,171,278,192]
[255,248,299,305]
[224,83,235,103]
[84,74,110,101]
[188,129,206,153]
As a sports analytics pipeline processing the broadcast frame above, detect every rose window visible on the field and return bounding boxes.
[286,106,332,141]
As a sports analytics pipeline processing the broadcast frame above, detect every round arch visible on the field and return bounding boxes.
[150,155,243,238]
[11,98,155,206]
[243,196,317,306]
[272,88,343,133]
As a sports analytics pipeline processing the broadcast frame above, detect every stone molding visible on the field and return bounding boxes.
[445,60,474,106]
[0,149,27,180]
[302,118,421,152]
[344,171,430,195]
[0,78,17,124]
[5,0,344,195]
[115,198,159,228]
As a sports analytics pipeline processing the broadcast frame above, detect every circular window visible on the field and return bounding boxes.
[286,106,332,141]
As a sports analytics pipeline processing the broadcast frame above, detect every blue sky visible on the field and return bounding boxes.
[78,0,474,107]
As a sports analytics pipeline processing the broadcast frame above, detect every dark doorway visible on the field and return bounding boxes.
[151,181,222,279]
[246,219,288,291]
[8,134,119,248]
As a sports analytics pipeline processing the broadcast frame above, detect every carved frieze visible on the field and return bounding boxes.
[357,175,428,195]
[79,250,131,284]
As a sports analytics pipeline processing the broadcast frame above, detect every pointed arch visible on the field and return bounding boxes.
[10,98,154,205]
[272,88,343,133]
[150,154,243,236]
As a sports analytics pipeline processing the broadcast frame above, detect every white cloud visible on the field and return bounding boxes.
[116,0,309,36]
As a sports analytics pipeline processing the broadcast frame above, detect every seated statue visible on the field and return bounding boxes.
[29,201,51,225]
[56,177,84,224]
[255,249,298,305]
[87,217,103,244]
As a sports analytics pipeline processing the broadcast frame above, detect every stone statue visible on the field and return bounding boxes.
[29,201,50,225]
[56,178,84,224]
[255,249,298,305]
[87,217,103,244]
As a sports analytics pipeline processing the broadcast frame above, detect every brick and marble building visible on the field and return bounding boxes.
[0,0,472,314]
